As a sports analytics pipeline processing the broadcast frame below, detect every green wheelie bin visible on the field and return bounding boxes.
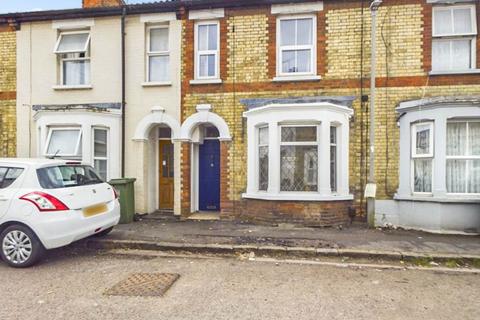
[108,178,136,224]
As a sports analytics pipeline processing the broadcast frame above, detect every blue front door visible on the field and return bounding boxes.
[199,139,220,211]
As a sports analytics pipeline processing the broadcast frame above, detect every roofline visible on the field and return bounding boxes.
[0,0,320,24]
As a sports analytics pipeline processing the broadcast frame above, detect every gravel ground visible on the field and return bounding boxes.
[0,247,478,320]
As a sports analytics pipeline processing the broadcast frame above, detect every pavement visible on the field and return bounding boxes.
[1,246,479,320]
[81,214,480,263]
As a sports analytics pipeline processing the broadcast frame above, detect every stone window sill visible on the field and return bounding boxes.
[273,75,321,82]
[52,85,93,90]
[428,69,480,76]
[394,194,480,203]
[189,79,223,85]
[242,192,354,201]
[142,81,172,87]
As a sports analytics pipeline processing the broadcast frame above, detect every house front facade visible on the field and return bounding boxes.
[1,0,480,234]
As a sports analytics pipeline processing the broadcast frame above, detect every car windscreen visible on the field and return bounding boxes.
[37,165,103,189]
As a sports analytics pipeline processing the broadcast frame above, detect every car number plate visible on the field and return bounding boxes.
[83,203,108,217]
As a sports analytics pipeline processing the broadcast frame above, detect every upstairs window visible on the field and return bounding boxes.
[411,122,434,194]
[45,128,82,158]
[446,121,480,194]
[147,25,170,82]
[195,21,219,79]
[54,31,91,86]
[432,5,477,72]
[277,15,316,76]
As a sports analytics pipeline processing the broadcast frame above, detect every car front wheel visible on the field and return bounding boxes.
[0,225,45,268]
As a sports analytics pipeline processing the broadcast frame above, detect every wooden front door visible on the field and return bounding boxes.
[159,140,174,209]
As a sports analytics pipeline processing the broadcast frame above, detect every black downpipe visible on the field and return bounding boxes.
[121,6,126,177]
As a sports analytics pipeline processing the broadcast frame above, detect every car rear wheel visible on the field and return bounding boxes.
[0,225,45,268]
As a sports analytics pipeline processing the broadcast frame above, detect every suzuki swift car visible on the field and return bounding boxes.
[0,158,120,268]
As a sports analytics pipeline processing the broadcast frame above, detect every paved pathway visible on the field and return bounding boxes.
[104,218,480,257]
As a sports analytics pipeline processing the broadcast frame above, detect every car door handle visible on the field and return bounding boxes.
[0,197,8,201]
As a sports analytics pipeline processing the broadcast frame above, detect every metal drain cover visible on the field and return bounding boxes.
[105,273,180,297]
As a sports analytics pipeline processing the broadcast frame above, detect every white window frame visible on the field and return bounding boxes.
[410,122,434,195]
[92,127,109,181]
[44,127,82,157]
[54,30,91,54]
[446,119,480,195]
[146,24,170,83]
[257,126,269,192]
[54,30,91,86]
[194,20,220,80]
[276,14,317,77]
[279,124,320,193]
[432,4,477,72]
[330,125,338,193]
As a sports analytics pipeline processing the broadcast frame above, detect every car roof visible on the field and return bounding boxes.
[0,158,82,168]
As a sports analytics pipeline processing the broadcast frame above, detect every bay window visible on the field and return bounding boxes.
[446,121,480,194]
[195,21,220,79]
[411,122,434,193]
[54,31,91,86]
[432,5,477,72]
[243,100,353,201]
[396,98,480,201]
[277,15,316,76]
[147,25,170,82]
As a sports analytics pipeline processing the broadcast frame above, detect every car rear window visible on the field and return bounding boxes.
[0,167,24,189]
[37,165,103,189]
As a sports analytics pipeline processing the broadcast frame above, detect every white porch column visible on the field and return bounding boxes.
[246,120,257,194]
[82,124,92,166]
[319,121,331,195]
[269,121,280,193]
[433,117,447,197]
[337,122,350,195]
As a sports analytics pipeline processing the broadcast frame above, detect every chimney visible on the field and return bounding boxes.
[82,0,125,8]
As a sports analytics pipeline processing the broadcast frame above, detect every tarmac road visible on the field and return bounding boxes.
[0,247,478,320]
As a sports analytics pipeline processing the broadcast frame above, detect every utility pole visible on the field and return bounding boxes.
[367,0,382,227]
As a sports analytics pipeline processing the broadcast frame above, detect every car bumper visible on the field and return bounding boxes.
[34,200,121,249]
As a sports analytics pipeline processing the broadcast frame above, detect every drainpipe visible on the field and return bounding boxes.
[367,0,382,227]
[121,5,126,177]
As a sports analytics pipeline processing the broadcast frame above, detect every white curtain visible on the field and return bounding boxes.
[414,159,432,193]
[64,60,89,85]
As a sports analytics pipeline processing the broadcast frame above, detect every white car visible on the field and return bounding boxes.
[0,158,120,268]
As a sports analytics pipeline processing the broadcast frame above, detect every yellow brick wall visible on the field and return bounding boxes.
[183,3,480,216]
[226,14,269,83]
[325,4,425,79]
[0,30,16,157]
[0,31,16,91]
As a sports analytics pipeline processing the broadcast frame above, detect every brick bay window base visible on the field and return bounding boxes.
[236,97,356,226]
[222,199,354,227]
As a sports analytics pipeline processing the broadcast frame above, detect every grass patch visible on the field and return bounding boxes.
[411,257,433,267]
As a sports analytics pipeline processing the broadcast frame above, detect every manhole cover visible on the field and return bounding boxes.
[105,273,180,297]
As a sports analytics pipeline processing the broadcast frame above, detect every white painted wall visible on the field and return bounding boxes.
[16,14,183,215]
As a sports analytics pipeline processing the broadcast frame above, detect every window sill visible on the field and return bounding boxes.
[394,194,480,203]
[273,75,321,82]
[242,192,354,201]
[141,81,172,87]
[428,69,480,76]
[52,85,93,90]
[189,79,223,85]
